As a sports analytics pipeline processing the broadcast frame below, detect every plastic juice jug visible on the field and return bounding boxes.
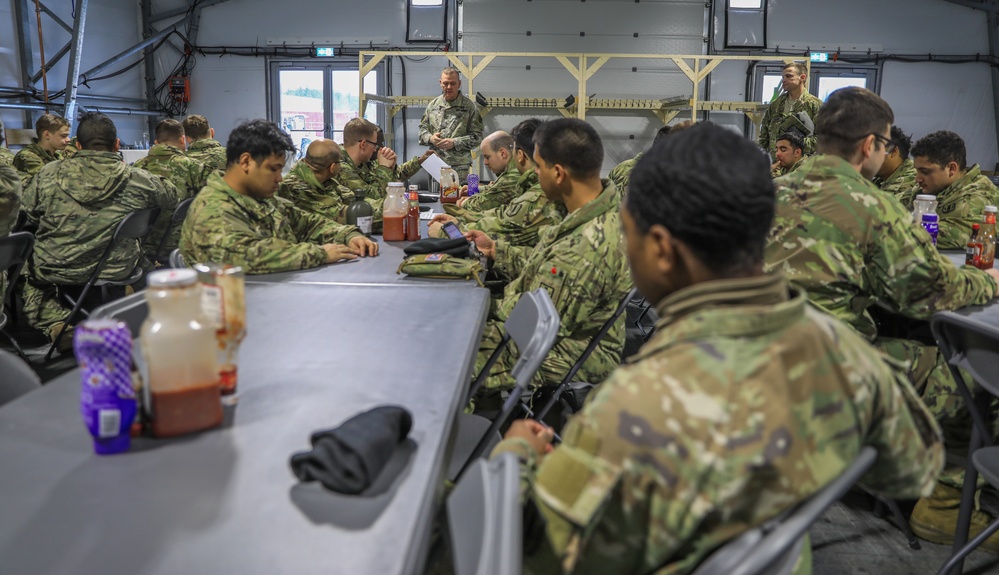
[382,182,408,241]
[440,167,460,204]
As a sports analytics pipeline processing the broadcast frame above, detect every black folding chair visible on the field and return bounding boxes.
[153,198,194,265]
[46,207,161,360]
[0,232,35,361]
[529,287,639,427]
[446,288,560,482]
[0,348,41,407]
[931,310,999,575]
[168,248,186,269]
[691,446,878,575]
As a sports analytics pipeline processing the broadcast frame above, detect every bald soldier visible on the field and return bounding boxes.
[278,139,382,227]
[491,122,944,575]
[452,131,521,213]
[181,120,378,275]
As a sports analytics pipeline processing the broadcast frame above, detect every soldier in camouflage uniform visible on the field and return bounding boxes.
[132,119,214,260]
[182,114,227,171]
[19,113,178,344]
[0,130,15,166]
[335,118,397,203]
[608,122,691,203]
[0,164,21,300]
[13,113,71,187]
[429,118,564,248]
[872,126,916,197]
[763,87,999,550]
[418,67,483,184]
[896,130,999,249]
[465,119,632,398]
[758,62,822,158]
[372,127,434,183]
[452,131,521,213]
[491,123,944,575]
[180,120,378,275]
[771,131,808,177]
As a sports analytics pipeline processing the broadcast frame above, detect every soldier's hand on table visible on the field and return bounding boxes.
[430,213,458,225]
[464,229,495,259]
[348,235,379,257]
[456,195,469,208]
[987,268,999,296]
[322,243,361,263]
[504,419,555,456]
[428,214,457,239]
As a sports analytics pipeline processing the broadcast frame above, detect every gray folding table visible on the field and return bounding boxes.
[0,282,489,575]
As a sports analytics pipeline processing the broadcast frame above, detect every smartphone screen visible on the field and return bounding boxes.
[442,222,464,240]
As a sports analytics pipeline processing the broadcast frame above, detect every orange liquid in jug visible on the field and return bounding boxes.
[151,384,223,437]
[383,215,406,241]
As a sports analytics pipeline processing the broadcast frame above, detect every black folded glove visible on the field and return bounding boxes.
[404,237,474,258]
[289,405,413,495]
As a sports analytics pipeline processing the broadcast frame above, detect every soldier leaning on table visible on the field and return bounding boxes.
[180,119,378,275]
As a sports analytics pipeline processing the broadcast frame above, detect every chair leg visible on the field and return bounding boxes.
[946,417,986,575]
[938,517,999,575]
[0,328,30,364]
[882,497,921,550]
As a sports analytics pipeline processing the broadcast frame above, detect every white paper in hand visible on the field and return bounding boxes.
[421,153,452,185]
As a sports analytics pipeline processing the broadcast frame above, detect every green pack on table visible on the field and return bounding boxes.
[396,253,484,286]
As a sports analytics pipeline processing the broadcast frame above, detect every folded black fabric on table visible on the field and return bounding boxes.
[403,237,472,258]
[290,405,413,495]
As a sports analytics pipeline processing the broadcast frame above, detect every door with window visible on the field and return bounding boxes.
[268,62,382,158]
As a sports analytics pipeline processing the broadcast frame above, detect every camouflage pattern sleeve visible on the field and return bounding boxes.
[0,164,21,235]
[278,161,349,223]
[608,154,640,203]
[395,156,424,181]
[895,184,918,210]
[180,176,330,274]
[13,144,52,187]
[877,159,917,198]
[934,166,999,249]
[453,98,484,154]
[0,147,14,167]
[418,105,435,147]
[459,159,521,212]
[282,197,364,246]
[465,182,563,247]
[337,145,394,201]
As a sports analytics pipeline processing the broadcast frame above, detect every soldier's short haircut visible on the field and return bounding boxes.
[627,122,775,275]
[225,119,295,167]
[783,62,807,77]
[814,87,894,159]
[155,119,185,143]
[35,113,69,138]
[484,131,514,154]
[343,118,377,146]
[182,114,211,140]
[891,126,913,161]
[441,67,460,79]
[304,140,341,168]
[776,131,805,153]
[76,112,117,150]
[511,118,541,158]
[532,118,603,179]
[911,130,967,171]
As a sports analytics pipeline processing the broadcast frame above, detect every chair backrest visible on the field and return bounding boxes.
[0,231,34,309]
[931,310,999,398]
[0,348,41,407]
[691,446,878,575]
[92,291,148,338]
[88,206,161,282]
[503,288,561,390]
[168,248,186,269]
[447,452,522,575]
[5,128,36,147]
[154,198,195,261]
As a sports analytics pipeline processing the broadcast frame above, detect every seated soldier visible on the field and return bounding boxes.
[0,163,20,301]
[335,118,397,202]
[607,121,694,202]
[278,139,382,226]
[465,118,632,401]
[13,113,71,186]
[372,127,435,183]
[764,87,999,549]
[872,126,916,197]
[0,130,14,166]
[492,121,944,575]
[180,119,378,274]
[132,119,214,259]
[452,131,520,212]
[771,131,808,177]
[898,130,999,248]
[20,112,178,347]
[428,118,564,248]
[182,114,227,171]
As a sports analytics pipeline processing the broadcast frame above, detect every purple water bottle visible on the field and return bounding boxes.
[467,173,479,196]
[75,319,137,455]
[921,213,939,246]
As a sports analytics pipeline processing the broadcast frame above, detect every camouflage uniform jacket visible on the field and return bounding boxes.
[21,150,177,284]
[418,92,483,170]
[758,91,822,157]
[180,173,363,274]
[395,155,425,182]
[456,156,522,212]
[873,158,917,198]
[445,170,565,247]
[0,147,14,167]
[771,155,808,178]
[0,163,20,236]
[13,142,63,186]
[608,152,641,203]
[492,274,944,575]
[185,139,227,171]
[896,164,999,249]
[491,180,632,387]
[278,160,349,223]
[337,144,394,201]
[765,154,995,340]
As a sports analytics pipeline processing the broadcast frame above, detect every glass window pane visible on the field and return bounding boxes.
[761,74,784,104]
[816,77,868,102]
[331,70,379,141]
[278,70,325,158]
[729,0,763,8]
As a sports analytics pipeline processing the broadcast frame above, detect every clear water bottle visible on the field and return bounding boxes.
[141,132,150,150]
[912,194,937,225]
